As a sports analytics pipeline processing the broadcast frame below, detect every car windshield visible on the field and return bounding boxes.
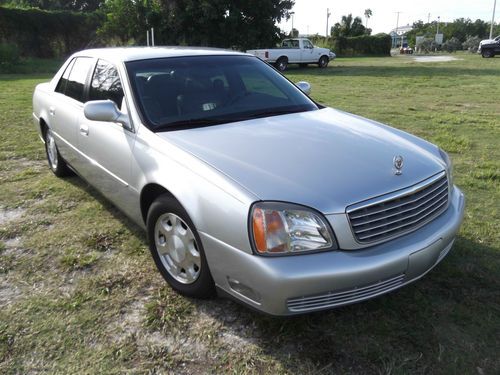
[125,55,318,131]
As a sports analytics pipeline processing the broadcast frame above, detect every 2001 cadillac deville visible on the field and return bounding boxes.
[32,48,465,315]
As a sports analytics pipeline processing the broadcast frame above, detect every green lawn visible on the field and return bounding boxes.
[1,53,499,374]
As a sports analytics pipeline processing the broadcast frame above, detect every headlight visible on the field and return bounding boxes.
[250,202,337,255]
[439,148,454,186]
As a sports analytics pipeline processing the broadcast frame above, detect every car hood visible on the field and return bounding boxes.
[158,108,445,214]
[480,38,496,45]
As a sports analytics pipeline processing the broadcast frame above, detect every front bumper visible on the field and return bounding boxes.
[201,186,465,315]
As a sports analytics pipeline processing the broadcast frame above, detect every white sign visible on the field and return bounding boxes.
[435,33,444,45]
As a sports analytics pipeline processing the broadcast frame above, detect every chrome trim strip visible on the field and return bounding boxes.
[287,274,406,312]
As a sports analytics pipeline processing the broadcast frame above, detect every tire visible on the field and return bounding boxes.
[299,63,308,68]
[318,55,329,68]
[482,49,494,58]
[44,126,71,177]
[147,195,215,298]
[275,57,288,72]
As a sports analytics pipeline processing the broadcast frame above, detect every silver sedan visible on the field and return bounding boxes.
[32,48,465,315]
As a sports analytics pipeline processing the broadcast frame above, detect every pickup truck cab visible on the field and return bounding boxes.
[247,38,335,71]
[478,35,500,57]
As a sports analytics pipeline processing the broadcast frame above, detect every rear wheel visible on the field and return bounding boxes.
[147,195,215,298]
[275,57,288,71]
[318,55,329,68]
[44,127,70,177]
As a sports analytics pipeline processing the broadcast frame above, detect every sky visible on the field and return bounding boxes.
[278,0,499,35]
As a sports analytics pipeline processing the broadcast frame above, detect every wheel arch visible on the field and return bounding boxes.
[140,183,178,226]
[39,117,49,141]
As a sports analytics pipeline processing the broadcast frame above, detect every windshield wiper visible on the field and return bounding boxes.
[154,117,232,131]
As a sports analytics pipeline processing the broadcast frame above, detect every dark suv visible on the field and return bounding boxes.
[478,35,500,58]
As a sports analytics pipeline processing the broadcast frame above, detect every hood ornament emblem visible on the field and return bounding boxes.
[393,155,404,175]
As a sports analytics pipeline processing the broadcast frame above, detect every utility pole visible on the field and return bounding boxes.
[290,11,295,36]
[436,16,440,35]
[490,0,497,39]
[326,8,331,37]
[427,13,431,24]
[395,11,401,48]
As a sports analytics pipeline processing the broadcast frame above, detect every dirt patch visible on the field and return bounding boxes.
[413,56,461,62]
[0,207,25,225]
[0,280,23,308]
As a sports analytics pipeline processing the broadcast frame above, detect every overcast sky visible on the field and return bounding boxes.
[278,0,498,35]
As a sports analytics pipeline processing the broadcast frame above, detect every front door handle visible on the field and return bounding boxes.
[49,107,56,116]
[79,124,89,136]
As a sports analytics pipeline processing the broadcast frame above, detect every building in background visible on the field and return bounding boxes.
[390,24,413,48]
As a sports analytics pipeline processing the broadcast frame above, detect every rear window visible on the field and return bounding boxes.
[59,57,94,102]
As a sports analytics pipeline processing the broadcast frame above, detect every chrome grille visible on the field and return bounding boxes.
[347,172,449,244]
[287,274,406,312]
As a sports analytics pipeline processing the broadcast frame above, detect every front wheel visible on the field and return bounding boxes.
[318,56,329,68]
[482,49,494,58]
[44,127,70,177]
[147,195,215,298]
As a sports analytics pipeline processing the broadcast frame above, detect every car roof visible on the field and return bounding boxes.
[72,46,247,64]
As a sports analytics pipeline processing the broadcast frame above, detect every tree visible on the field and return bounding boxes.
[0,0,105,11]
[330,14,367,38]
[99,0,295,50]
[364,8,372,29]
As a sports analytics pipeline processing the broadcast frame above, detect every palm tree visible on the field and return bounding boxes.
[364,8,373,29]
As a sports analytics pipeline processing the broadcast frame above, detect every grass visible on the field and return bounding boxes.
[0,52,499,374]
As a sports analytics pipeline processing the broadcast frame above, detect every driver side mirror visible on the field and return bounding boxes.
[84,100,131,130]
[296,81,311,95]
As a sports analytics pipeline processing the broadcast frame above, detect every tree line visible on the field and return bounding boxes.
[0,0,295,56]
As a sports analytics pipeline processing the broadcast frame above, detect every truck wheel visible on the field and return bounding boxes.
[275,57,288,71]
[318,56,329,68]
[482,49,494,58]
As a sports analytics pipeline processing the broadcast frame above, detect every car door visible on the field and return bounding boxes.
[301,40,315,62]
[76,59,137,210]
[288,39,302,63]
[50,57,94,166]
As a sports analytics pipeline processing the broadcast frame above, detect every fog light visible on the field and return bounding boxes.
[227,277,261,304]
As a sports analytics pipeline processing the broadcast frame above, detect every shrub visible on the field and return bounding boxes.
[0,42,19,66]
[462,35,482,53]
[0,7,103,58]
[310,33,391,56]
[442,37,462,53]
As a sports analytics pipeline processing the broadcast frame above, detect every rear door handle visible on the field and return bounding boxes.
[79,124,89,136]
[49,107,56,116]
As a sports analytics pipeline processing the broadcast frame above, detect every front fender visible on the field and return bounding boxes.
[133,128,258,254]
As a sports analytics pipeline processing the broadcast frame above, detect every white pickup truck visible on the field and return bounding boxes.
[247,38,335,71]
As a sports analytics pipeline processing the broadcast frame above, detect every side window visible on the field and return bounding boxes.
[55,58,76,94]
[89,59,124,107]
[65,57,94,102]
[303,40,313,49]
